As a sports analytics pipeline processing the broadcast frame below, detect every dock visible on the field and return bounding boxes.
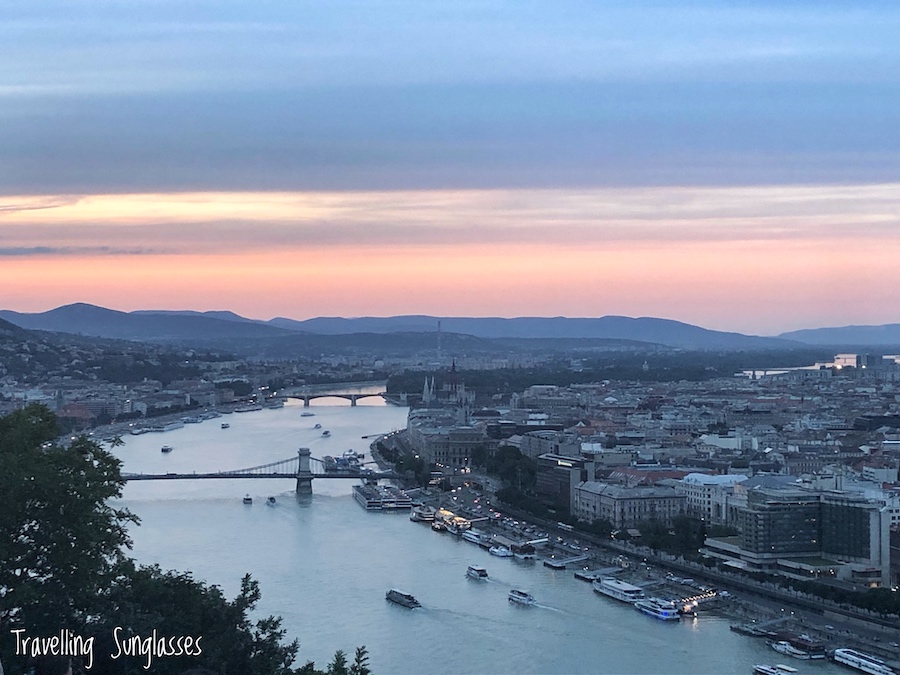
[543,554,589,570]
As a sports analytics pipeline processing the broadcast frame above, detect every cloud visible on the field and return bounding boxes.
[1,185,898,257]
[0,246,156,257]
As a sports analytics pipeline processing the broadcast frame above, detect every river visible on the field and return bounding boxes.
[114,396,846,675]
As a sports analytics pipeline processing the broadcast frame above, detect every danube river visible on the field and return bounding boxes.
[114,397,845,675]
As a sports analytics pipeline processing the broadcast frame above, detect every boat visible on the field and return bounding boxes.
[790,635,826,660]
[161,445,173,453]
[462,530,487,545]
[385,589,420,608]
[592,578,646,603]
[266,496,277,506]
[235,403,263,413]
[221,422,230,429]
[511,542,536,560]
[409,505,436,522]
[769,641,810,660]
[314,423,322,429]
[161,421,184,432]
[242,494,253,505]
[466,565,489,580]
[508,589,535,605]
[633,597,681,621]
[431,520,447,532]
[301,412,315,417]
[489,546,513,558]
[352,483,412,510]
[322,430,331,437]
[753,666,799,675]
[447,520,471,535]
[831,648,897,675]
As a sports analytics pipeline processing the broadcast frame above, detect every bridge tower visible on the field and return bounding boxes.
[296,447,313,494]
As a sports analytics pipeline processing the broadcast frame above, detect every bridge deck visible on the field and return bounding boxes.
[123,472,399,480]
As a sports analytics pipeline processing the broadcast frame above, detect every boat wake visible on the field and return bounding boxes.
[534,604,565,613]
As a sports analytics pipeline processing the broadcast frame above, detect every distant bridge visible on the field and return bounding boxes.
[279,388,387,407]
[122,448,399,494]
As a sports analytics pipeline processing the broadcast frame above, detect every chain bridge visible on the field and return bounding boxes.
[122,448,399,494]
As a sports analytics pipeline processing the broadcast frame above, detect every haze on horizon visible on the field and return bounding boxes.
[2,1,899,335]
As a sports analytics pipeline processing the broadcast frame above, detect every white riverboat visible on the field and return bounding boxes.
[633,597,681,621]
[489,545,513,558]
[753,665,798,675]
[508,589,535,605]
[769,641,810,660]
[466,565,489,580]
[409,505,436,522]
[831,648,897,675]
[462,529,487,545]
[592,577,645,603]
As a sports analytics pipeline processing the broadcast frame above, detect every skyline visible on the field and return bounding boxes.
[3,1,899,335]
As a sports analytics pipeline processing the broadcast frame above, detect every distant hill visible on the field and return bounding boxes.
[270,315,795,350]
[0,304,800,350]
[0,303,293,342]
[778,323,900,346]
[131,309,263,324]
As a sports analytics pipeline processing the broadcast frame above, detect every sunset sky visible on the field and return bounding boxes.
[2,1,899,335]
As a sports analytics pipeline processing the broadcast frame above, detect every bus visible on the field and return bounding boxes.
[557,522,574,532]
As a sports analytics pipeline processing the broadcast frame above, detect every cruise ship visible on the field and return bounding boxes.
[592,578,646,603]
[633,597,681,621]
[831,648,897,675]
[352,483,412,510]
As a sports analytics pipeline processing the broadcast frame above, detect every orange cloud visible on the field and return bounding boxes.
[1,185,898,334]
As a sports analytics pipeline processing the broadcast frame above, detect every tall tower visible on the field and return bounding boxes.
[437,319,442,363]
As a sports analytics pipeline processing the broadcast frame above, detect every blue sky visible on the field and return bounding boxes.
[3,0,899,193]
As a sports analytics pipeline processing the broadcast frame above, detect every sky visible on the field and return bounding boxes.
[1,1,899,335]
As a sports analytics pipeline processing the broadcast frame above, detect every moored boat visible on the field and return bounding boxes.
[511,542,536,560]
[831,648,897,675]
[753,665,798,675]
[634,597,681,621]
[409,505,436,522]
[466,565,489,580]
[385,589,420,608]
[769,641,810,660]
[489,546,513,558]
[592,577,646,603]
[508,589,535,605]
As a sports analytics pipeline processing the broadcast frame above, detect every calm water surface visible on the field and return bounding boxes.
[115,398,844,675]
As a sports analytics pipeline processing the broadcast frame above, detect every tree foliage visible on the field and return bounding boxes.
[0,405,372,675]
[0,405,136,642]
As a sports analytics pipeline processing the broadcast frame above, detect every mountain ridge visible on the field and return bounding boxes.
[0,304,798,350]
